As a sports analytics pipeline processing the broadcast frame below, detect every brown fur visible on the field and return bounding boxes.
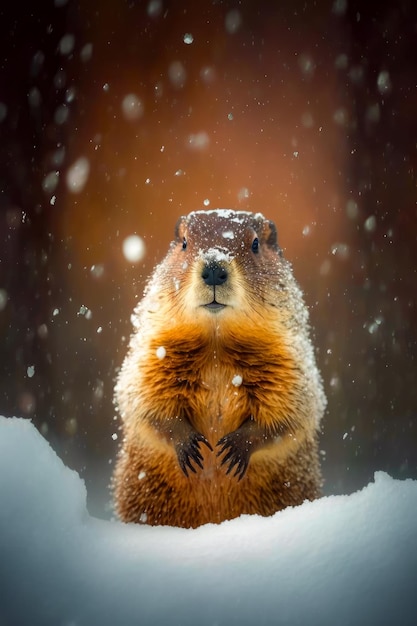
[113,209,326,528]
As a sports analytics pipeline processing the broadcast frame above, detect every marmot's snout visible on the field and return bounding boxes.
[201,261,229,311]
[201,262,228,286]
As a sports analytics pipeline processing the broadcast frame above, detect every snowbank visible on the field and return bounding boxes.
[0,416,416,626]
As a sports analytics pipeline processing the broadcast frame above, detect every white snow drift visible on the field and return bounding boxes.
[0,416,416,626]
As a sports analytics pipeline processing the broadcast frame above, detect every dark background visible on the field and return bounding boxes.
[1,0,416,518]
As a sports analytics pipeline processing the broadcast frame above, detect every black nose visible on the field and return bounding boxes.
[201,262,228,286]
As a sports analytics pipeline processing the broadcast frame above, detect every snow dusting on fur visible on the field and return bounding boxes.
[188,209,265,225]
[198,246,234,263]
[156,346,166,360]
[232,374,243,387]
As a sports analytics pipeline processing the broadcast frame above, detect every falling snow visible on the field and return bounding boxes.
[66,157,90,193]
[121,94,144,121]
[122,235,146,263]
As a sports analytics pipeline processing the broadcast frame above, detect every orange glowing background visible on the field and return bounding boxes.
[57,0,348,287]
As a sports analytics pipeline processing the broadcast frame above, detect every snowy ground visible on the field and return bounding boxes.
[0,416,416,626]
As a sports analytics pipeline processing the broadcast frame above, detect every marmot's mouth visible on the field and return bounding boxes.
[204,300,226,311]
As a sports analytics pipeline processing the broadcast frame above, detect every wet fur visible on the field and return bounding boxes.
[113,210,326,528]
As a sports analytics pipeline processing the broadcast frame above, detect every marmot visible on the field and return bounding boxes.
[113,209,326,528]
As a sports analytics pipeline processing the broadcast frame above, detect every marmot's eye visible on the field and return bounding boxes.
[251,237,259,253]
[182,237,187,250]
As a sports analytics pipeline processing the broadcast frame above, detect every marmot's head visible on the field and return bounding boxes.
[152,209,287,322]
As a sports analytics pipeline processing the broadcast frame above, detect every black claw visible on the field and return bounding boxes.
[190,451,203,469]
[179,454,191,476]
[216,432,250,480]
[177,431,211,477]
[185,456,197,474]
[225,461,235,475]
[221,449,233,465]
[197,433,213,451]
[234,459,247,481]
[216,444,227,458]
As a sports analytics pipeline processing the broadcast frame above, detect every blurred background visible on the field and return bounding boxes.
[1,0,416,518]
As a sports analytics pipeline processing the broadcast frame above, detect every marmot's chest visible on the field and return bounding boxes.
[189,359,249,441]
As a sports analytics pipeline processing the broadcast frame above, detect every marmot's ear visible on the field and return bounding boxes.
[265,220,280,251]
[174,216,187,241]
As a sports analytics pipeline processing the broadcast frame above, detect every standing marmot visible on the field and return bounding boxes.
[113,209,326,528]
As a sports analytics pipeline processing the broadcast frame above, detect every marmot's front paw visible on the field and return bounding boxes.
[216,430,251,480]
[176,432,212,477]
